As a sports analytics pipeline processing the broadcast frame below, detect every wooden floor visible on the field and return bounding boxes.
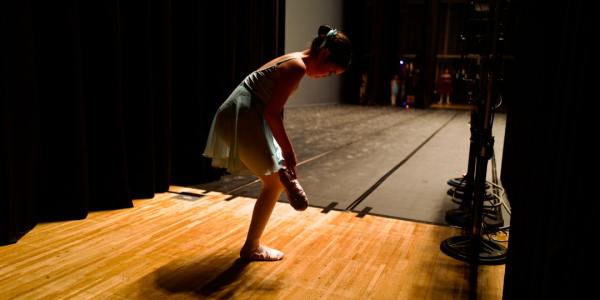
[0,186,505,299]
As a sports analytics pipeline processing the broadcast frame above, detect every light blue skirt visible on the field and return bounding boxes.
[203,84,284,176]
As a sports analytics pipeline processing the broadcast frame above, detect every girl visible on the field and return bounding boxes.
[203,25,352,261]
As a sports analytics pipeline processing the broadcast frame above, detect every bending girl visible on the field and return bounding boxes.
[204,25,351,261]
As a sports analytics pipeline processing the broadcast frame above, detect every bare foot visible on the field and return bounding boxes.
[240,245,284,261]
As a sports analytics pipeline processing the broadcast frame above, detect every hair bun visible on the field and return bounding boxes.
[318,25,333,37]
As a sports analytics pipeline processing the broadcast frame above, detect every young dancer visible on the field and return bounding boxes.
[204,25,352,261]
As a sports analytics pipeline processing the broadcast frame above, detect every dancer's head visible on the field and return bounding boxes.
[306,25,352,78]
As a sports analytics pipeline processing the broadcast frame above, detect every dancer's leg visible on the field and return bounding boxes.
[239,173,285,260]
[237,124,285,260]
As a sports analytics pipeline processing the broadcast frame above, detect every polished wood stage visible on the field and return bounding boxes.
[0,186,505,299]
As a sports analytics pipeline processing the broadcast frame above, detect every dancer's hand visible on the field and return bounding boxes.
[283,151,297,179]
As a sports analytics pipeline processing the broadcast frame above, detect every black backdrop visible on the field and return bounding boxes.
[501,1,594,298]
[1,0,284,245]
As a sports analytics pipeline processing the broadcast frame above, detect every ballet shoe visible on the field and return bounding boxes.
[278,168,309,211]
[240,245,284,261]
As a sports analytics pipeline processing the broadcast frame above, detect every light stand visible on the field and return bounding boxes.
[440,0,509,267]
[440,69,507,265]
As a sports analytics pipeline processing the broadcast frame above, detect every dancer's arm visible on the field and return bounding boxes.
[263,59,306,176]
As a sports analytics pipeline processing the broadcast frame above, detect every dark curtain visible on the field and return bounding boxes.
[341,1,365,104]
[420,0,439,108]
[171,1,285,185]
[348,0,434,107]
[1,0,284,245]
[361,0,402,106]
[501,1,594,298]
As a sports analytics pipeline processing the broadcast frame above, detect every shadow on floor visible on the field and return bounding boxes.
[153,255,281,298]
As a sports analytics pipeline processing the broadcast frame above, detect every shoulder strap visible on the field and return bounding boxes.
[254,56,299,73]
[275,56,299,66]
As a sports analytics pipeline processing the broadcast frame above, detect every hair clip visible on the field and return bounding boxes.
[319,29,337,48]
